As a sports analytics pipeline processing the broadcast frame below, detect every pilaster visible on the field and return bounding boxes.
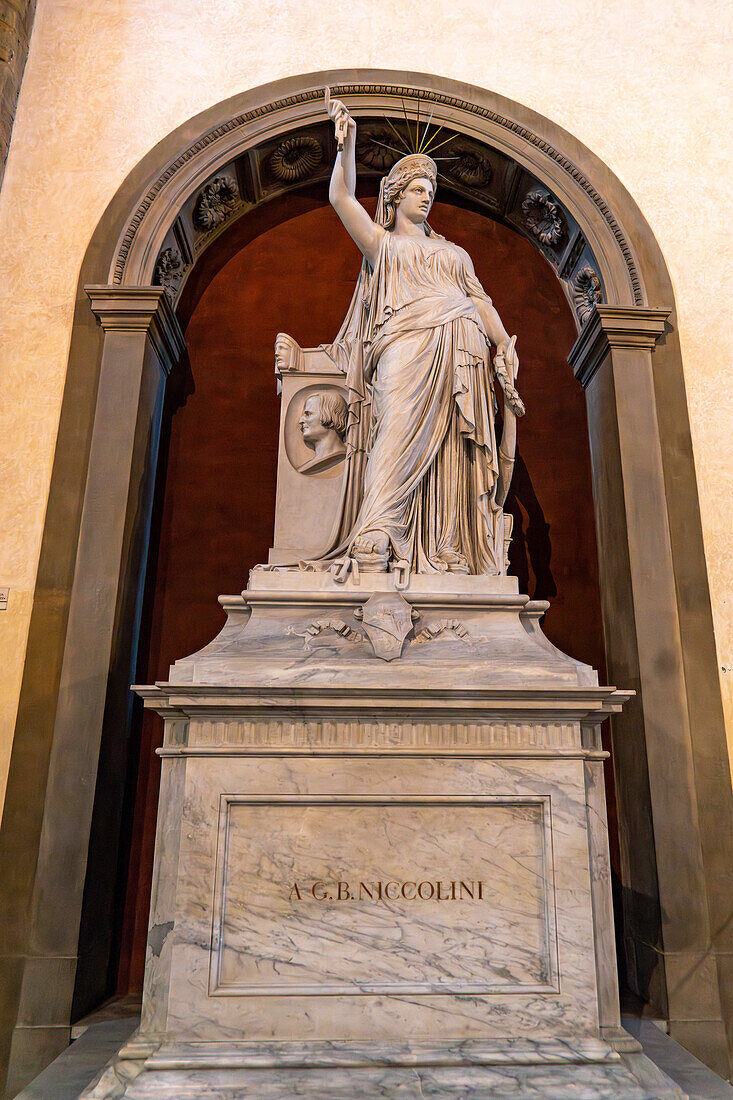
[86,285,186,371]
[568,306,669,387]
[0,287,185,1098]
[569,305,733,1077]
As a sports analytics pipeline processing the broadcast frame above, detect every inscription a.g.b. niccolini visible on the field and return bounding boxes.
[288,879,486,901]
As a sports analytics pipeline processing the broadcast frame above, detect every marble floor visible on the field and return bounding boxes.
[15,1003,733,1100]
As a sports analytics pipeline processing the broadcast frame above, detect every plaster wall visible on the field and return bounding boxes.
[0,0,731,810]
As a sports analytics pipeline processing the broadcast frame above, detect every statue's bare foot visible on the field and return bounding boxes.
[438,549,470,574]
[352,532,390,572]
[353,532,389,556]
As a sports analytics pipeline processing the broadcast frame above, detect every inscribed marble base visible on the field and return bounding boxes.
[80,573,683,1098]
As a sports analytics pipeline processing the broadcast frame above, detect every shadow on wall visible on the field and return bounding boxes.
[505,445,557,603]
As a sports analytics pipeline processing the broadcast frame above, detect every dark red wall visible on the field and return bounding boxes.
[117,195,606,993]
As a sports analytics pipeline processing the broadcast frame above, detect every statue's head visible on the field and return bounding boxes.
[379,153,437,232]
[299,391,348,448]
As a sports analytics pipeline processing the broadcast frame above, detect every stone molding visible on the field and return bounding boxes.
[137,1036,622,1069]
[568,306,670,388]
[144,113,602,328]
[179,718,582,753]
[85,285,186,375]
[138,684,631,726]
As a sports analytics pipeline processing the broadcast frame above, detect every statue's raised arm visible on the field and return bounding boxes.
[324,88,384,266]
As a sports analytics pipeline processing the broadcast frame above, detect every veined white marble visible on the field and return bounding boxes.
[111,487,677,1095]
[248,569,520,593]
[93,671,684,1096]
[210,796,558,997]
[163,571,605,691]
[153,756,600,1045]
[87,1042,685,1098]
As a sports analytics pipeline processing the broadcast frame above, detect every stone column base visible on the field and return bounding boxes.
[85,1035,684,1098]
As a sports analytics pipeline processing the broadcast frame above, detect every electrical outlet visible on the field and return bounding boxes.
[0,588,9,610]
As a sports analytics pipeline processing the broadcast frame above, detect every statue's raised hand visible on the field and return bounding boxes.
[324,87,380,263]
[325,87,355,149]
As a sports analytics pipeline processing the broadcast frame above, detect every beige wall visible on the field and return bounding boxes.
[0,0,731,809]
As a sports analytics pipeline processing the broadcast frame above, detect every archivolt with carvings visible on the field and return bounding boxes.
[148,117,606,328]
[115,82,640,317]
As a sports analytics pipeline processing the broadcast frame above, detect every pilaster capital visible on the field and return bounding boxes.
[85,285,186,376]
[568,306,671,388]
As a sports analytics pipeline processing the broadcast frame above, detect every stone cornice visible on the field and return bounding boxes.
[85,285,186,375]
[135,683,633,726]
[568,306,670,388]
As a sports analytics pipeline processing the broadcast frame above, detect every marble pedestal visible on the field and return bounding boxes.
[85,572,684,1098]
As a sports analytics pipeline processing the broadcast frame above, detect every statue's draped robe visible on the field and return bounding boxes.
[319,231,504,575]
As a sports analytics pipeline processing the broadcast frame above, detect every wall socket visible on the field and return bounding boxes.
[0,588,9,610]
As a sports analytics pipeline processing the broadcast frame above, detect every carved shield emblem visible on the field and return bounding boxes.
[355,593,416,662]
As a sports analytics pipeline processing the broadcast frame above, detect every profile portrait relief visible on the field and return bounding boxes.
[297,390,348,473]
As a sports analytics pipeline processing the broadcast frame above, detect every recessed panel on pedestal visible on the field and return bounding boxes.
[209,794,559,997]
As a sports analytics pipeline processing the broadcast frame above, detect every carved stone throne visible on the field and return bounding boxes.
[85,337,684,1097]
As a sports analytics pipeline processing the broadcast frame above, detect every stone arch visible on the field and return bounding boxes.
[142,111,611,332]
[1,70,730,1096]
[110,81,642,313]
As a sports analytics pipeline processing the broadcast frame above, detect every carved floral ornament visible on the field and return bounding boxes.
[521,189,567,247]
[192,175,239,232]
[285,611,474,659]
[153,247,183,302]
[573,265,603,322]
[267,135,323,181]
[445,145,493,189]
[413,619,473,645]
[286,619,364,651]
[356,125,399,170]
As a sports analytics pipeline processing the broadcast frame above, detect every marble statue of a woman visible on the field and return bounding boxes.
[316,93,524,578]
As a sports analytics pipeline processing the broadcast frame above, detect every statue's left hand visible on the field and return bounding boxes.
[496,336,519,383]
[494,337,524,416]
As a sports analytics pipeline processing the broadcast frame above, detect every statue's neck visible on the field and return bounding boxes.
[393,213,430,239]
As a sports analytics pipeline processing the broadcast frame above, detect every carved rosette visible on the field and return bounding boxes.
[521,190,567,247]
[192,175,239,232]
[267,135,323,182]
[113,89,641,305]
[356,126,399,170]
[573,266,603,323]
[446,146,493,189]
[153,247,183,302]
